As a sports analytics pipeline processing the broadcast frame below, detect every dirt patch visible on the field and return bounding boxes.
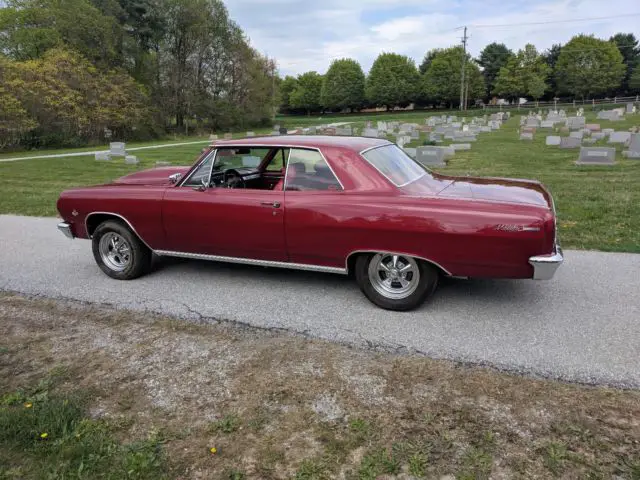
[1,293,639,479]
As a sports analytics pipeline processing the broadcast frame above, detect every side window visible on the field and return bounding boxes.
[265,148,290,172]
[181,149,215,187]
[215,148,270,169]
[285,149,342,192]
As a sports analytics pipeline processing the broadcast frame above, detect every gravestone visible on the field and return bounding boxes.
[416,146,447,166]
[278,127,287,135]
[576,147,616,165]
[403,147,417,158]
[569,131,584,139]
[559,137,581,149]
[540,120,555,128]
[488,120,501,130]
[608,132,631,144]
[246,131,255,137]
[307,126,317,135]
[336,127,351,136]
[411,130,420,140]
[582,138,597,144]
[377,121,388,132]
[526,117,540,127]
[546,136,561,146]
[109,142,126,156]
[224,133,233,139]
[124,155,139,165]
[480,126,492,133]
[622,133,640,158]
[155,161,170,166]
[627,103,635,114]
[566,116,585,129]
[585,124,601,132]
[209,134,218,141]
[443,145,455,158]
[591,132,605,140]
[602,128,615,136]
[520,132,534,141]
[362,128,379,138]
[451,143,471,150]
[95,151,111,161]
[521,126,536,134]
[429,132,443,143]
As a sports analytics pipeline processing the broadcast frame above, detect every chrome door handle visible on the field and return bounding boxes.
[260,201,281,208]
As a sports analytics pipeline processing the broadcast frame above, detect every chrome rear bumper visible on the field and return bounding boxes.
[57,222,74,239]
[529,244,563,280]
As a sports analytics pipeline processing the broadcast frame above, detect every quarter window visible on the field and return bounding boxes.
[361,144,426,187]
[181,149,216,187]
[285,149,342,191]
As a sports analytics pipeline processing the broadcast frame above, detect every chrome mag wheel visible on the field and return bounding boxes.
[368,253,420,300]
[98,232,131,272]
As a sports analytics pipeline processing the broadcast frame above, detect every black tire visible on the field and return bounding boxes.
[354,253,439,311]
[91,220,151,280]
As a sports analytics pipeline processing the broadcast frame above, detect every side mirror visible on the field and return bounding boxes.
[169,172,182,184]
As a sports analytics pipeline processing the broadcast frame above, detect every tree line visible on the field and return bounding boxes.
[280,33,640,115]
[0,0,277,149]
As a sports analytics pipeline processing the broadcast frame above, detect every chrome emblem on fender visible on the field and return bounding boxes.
[494,224,540,232]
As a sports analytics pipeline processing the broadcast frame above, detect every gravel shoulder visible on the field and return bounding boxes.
[1,214,640,388]
[2,293,639,478]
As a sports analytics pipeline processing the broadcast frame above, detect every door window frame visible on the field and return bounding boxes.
[284,147,344,192]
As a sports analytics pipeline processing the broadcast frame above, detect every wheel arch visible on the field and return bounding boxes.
[345,250,452,277]
[85,212,153,250]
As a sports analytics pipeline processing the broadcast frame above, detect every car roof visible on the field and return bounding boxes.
[211,135,392,153]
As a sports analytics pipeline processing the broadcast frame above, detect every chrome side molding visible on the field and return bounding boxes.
[154,250,348,275]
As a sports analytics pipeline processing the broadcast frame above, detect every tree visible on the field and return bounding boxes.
[366,53,420,109]
[609,33,640,94]
[542,44,562,96]
[555,35,625,98]
[630,64,640,93]
[493,44,549,100]
[279,76,298,112]
[418,49,441,75]
[290,71,323,115]
[421,46,485,108]
[320,58,365,112]
[477,43,513,97]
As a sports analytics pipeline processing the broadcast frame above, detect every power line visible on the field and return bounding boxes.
[470,13,640,28]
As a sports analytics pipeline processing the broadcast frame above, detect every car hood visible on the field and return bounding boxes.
[432,175,552,208]
[113,166,191,186]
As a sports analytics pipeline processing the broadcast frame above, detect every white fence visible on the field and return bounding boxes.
[481,95,640,112]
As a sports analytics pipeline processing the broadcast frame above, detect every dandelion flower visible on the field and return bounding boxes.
[40,432,48,439]
[24,402,32,408]
[209,447,217,454]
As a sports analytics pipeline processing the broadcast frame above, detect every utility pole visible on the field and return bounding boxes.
[459,26,468,111]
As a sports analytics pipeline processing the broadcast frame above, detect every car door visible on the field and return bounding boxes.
[161,148,286,261]
[282,148,346,267]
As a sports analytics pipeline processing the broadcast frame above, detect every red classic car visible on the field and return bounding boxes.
[57,135,563,311]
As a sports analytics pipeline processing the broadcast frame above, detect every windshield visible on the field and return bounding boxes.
[361,144,427,187]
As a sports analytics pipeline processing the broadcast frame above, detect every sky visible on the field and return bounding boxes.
[225,0,640,76]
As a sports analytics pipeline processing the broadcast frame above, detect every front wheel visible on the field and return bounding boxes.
[354,253,439,311]
[91,220,151,280]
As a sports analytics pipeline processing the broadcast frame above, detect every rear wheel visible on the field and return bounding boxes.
[354,253,438,311]
[91,220,151,280]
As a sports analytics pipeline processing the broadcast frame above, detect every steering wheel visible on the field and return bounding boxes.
[223,169,245,189]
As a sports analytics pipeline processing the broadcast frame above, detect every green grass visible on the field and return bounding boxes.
[0,110,639,252]
[0,382,167,479]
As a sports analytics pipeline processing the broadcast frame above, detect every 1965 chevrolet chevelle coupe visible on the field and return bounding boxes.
[57,135,563,311]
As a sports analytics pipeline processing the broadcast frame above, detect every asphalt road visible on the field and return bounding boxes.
[2,214,639,388]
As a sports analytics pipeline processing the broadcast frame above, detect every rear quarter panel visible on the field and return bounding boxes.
[57,185,167,249]
[285,191,553,278]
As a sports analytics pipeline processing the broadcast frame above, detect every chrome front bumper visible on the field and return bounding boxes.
[529,244,563,280]
[57,222,74,239]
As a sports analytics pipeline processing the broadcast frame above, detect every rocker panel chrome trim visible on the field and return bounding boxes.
[155,250,348,275]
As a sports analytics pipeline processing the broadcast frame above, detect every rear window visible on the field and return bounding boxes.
[361,145,426,187]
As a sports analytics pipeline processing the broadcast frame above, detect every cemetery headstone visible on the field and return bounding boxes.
[95,151,111,161]
[559,137,581,149]
[585,124,601,132]
[155,161,170,166]
[451,143,471,150]
[608,132,631,144]
[540,120,554,128]
[246,131,255,137]
[569,131,584,139]
[622,133,640,158]
[520,132,534,141]
[224,133,233,139]
[576,147,616,165]
[209,134,218,141]
[591,132,605,140]
[416,146,446,166]
[125,155,139,165]
[109,142,126,156]
[362,128,379,138]
[403,147,417,159]
[278,127,287,135]
[429,132,443,143]
[546,136,561,146]
[582,138,597,144]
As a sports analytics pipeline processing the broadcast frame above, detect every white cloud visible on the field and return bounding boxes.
[225,0,640,76]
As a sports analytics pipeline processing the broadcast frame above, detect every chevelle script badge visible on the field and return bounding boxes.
[494,224,540,232]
